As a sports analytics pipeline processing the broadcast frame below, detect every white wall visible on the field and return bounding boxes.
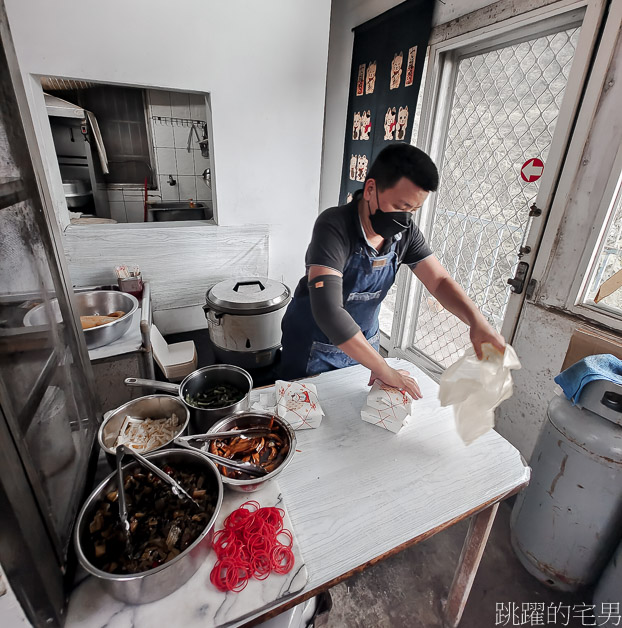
[320,0,495,212]
[5,0,331,316]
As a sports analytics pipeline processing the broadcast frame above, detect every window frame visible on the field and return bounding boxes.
[383,0,608,370]
[563,144,622,327]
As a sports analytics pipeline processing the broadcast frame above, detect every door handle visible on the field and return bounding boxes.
[507,261,529,294]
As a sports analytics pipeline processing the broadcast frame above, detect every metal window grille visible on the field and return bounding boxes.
[410,27,580,367]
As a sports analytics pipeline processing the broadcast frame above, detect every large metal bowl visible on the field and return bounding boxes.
[24,290,138,349]
[98,395,191,467]
[205,411,296,493]
[74,448,223,604]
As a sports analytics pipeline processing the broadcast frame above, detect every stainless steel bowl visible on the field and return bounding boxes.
[23,290,139,349]
[126,364,254,434]
[98,395,191,466]
[74,448,223,604]
[205,411,296,493]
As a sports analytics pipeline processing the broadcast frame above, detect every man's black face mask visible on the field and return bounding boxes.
[368,188,413,239]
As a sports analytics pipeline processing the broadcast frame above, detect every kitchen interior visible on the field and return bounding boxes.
[1,1,622,628]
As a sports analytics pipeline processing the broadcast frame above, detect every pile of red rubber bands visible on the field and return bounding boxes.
[210,500,295,592]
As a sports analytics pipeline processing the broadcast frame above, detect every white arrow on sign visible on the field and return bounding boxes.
[522,160,544,180]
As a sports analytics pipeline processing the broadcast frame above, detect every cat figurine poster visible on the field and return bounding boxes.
[390,52,403,90]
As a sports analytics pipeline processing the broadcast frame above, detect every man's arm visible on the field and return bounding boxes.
[308,265,422,398]
[412,256,505,358]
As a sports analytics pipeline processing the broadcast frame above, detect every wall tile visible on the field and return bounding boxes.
[159,175,180,201]
[156,147,177,176]
[195,178,212,201]
[108,201,127,223]
[149,90,172,118]
[153,122,175,149]
[177,176,197,202]
[175,148,194,176]
[170,92,191,119]
[189,94,207,122]
[173,124,191,150]
[193,151,209,176]
[125,201,145,223]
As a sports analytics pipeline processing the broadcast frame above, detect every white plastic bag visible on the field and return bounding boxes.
[438,343,521,445]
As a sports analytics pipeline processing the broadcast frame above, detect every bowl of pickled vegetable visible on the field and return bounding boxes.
[179,364,253,433]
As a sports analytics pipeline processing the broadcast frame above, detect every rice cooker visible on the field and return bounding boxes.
[204,278,291,369]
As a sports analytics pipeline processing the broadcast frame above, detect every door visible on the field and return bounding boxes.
[385,1,606,370]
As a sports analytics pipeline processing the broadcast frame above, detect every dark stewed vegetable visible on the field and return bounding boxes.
[185,383,245,409]
[86,464,216,574]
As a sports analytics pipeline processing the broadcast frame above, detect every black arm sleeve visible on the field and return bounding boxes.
[308,275,360,346]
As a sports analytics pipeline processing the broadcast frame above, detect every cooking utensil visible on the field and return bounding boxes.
[23,290,138,349]
[179,427,273,441]
[74,448,223,604]
[174,436,266,478]
[116,444,201,508]
[206,411,296,493]
[187,123,202,152]
[204,278,291,369]
[115,448,133,555]
[124,364,253,433]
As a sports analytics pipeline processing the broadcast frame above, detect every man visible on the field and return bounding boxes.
[280,143,505,400]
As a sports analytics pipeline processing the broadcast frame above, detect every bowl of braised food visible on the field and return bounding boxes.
[74,448,223,604]
[199,411,296,493]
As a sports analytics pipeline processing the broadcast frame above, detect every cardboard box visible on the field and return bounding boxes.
[561,326,622,371]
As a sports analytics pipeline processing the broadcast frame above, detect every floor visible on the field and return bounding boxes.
[320,502,586,628]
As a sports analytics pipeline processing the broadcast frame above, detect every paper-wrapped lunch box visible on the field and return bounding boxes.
[275,380,324,430]
[361,380,414,433]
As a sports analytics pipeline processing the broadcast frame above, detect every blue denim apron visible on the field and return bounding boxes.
[280,238,399,379]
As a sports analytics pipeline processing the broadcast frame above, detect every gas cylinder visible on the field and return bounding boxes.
[510,391,622,591]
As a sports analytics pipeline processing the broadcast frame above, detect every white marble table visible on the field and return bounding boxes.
[65,357,529,627]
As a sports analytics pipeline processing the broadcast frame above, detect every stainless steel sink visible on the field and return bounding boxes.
[147,202,212,221]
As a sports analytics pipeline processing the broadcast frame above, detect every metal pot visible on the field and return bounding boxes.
[204,278,291,369]
[24,290,138,349]
[204,410,296,493]
[125,364,253,434]
[98,395,191,467]
[73,448,223,604]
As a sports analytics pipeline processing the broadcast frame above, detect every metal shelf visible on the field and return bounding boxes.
[0,177,27,209]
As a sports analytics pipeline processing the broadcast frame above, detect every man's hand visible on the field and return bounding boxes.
[368,367,422,400]
[469,318,506,360]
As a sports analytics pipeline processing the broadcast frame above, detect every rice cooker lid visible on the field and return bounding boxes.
[206,278,291,314]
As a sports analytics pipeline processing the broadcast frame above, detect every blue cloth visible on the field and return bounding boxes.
[280,237,398,379]
[554,354,622,404]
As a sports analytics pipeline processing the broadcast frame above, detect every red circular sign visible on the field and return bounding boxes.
[520,158,544,182]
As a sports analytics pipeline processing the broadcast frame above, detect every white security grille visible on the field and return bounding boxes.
[411,27,580,367]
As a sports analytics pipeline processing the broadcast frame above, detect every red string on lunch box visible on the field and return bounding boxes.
[210,500,295,592]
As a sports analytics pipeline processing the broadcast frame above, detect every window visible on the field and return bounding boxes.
[580,173,622,316]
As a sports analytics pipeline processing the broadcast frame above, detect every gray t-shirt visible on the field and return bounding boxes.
[304,191,432,274]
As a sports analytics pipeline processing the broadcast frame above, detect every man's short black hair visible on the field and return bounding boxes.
[366,143,439,192]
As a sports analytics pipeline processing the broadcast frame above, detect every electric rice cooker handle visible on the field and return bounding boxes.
[202,303,223,326]
[233,280,265,292]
